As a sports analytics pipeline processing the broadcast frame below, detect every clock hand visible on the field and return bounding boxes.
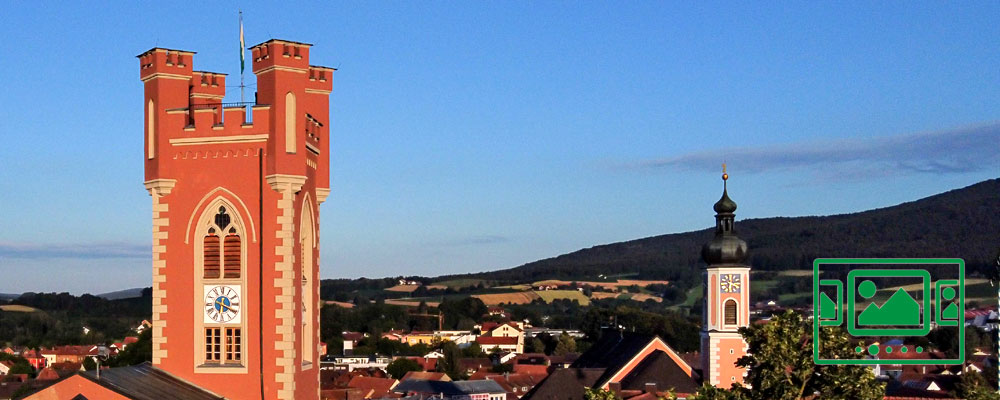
[215,300,230,313]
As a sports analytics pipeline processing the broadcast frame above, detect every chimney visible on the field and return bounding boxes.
[645,383,657,393]
[608,382,622,396]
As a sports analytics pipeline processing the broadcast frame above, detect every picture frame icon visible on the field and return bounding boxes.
[846,269,931,337]
[935,279,962,326]
[813,258,965,366]
[818,279,843,327]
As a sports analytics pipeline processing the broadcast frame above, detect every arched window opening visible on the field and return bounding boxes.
[147,100,155,159]
[285,91,296,154]
[203,228,220,279]
[203,206,240,279]
[224,227,241,278]
[724,299,738,325]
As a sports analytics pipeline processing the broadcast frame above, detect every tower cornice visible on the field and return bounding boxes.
[266,174,307,193]
[144,178,177,197]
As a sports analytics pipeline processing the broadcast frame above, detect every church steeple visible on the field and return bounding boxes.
[702,164,748,266]
[700,164,751,388]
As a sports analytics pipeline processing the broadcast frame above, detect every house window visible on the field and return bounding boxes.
[205,327,241,365]
[205,328,221,362]
[225,328,241,362]
[725,299,738,325]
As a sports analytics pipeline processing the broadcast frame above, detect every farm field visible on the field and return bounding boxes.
[0,304,39,312]
[472,292,541,305]
[534,290,591,306]
[433,279,484,289]
[531,279,669,291]
[385,299,441,308]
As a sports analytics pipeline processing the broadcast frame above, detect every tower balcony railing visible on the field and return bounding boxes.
[187,101,266,126]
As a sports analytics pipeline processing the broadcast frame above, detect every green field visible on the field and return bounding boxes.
[533,290,591,306]
[432,279,485,289]
[779,270,814,277]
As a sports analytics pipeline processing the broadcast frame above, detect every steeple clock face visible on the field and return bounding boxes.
[204,285,241,324]
[720,274,741,293]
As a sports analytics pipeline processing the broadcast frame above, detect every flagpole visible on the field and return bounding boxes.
[239,10,245,104]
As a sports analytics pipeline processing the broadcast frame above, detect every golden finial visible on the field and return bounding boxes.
[722,163,728,181]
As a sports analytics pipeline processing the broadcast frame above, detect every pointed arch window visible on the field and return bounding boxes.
[724,299,738,325]
[203,207,241,279]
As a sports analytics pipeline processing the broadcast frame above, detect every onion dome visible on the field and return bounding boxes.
[701,165,748,266]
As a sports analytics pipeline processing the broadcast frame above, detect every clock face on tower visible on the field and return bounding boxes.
[720,274,741,293]
[204,285,241,324]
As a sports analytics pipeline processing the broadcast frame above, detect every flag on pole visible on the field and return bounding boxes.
[239,12,245,74]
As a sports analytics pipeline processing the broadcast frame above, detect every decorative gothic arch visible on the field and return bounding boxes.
[191,196,248,368]
[184,187,257,244]
[299,193,316,366]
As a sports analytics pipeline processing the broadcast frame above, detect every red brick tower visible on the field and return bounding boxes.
[139,40,333,400]
[700,167,750,387]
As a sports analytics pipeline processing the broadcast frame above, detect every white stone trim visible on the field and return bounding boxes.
[146,179,176,365]
[254,65,308,75]
[141,72,191,82]
[169,134,269,146]
[272,184,297,400]
[183,187,258,244]
[316,188,330,204]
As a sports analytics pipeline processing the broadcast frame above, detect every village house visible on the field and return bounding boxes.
[393,379,507,400]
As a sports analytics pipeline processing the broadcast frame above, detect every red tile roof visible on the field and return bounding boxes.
[477,336,519,345]
[35,367,61,381]
[347,376,397,399]
[400,371,451,382]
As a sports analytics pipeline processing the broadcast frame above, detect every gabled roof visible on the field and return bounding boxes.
[347,376,398,399]
[400,371,451,382]
[618,351,699,394]
[521,368,606,400]
[76,362,224,400]
[571,332,693,388]
[393,379,506,395]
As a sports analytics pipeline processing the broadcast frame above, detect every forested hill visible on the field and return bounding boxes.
[443,178,1000,287]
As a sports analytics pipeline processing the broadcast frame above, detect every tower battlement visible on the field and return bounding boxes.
[141,42,332,191]
[138,48,195,82]
[250,39,312,73]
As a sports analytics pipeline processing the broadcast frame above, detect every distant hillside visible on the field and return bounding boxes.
[441,178,1000,287]
[97,287,147,300]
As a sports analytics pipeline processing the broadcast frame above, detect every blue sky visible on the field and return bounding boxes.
[0,2,997,294]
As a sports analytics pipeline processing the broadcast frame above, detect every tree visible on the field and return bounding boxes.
[83,357,97,371]
[584,387,619,400]
[527,337,545,354]
[956,369,1000,400]
[553,333,576,356]
[729,310,884,400]
[437,341,465,380]
[691,383,749,400]
[386,358,422,379]
[108,329,152,367]
[463,343,484,358]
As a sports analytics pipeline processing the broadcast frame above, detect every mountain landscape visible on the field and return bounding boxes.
[438,178,1000,288]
